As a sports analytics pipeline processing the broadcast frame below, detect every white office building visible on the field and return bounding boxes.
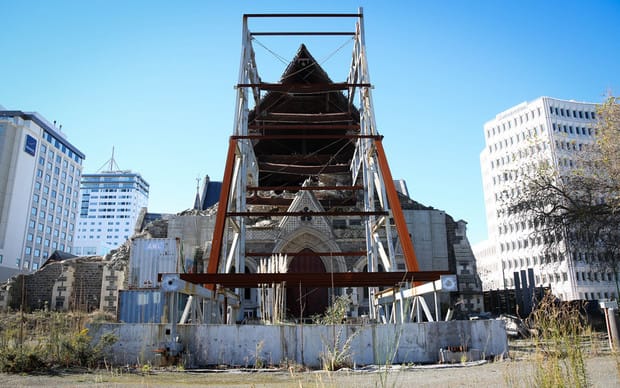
[475,96,617,301]
[73,162,149,256]
[0,109,84,280]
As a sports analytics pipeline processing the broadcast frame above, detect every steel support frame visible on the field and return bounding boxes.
[373,276,456,323]
[347,9,421,316]
[206,9,424,323]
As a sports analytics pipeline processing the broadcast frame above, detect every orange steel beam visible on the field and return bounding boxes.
[374,139,420,272]
[206,138,238,288]
[165,271,450,288]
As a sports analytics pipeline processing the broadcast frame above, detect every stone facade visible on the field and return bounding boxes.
[0,193,484,319]
[0,256,103,311]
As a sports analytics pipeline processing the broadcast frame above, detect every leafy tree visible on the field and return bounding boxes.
[507,96,620,297]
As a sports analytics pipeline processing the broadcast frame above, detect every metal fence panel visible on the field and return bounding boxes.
[118,289,165,323]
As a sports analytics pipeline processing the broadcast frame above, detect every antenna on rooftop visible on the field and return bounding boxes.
[97,146,122,172]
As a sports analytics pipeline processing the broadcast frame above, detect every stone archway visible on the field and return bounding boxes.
[286,248,329,320]
[273,226,347,272]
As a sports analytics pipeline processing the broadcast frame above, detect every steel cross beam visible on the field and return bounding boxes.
[168,271,450,288]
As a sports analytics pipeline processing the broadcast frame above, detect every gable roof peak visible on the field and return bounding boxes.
[280,44,332,83]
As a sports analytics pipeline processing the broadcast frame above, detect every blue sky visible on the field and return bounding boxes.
[2,1,619,246]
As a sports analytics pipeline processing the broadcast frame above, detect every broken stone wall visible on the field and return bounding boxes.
[69,260,104,312]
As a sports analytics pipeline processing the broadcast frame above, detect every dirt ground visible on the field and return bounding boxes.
[1,340,618,387]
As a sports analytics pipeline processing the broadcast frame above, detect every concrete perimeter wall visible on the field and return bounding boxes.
[89,320,508,368]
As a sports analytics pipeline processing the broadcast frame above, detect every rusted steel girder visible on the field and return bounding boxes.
[250,32,356,36]
[244,13,362,18]
[206,138,238,287]
[227,210,388,217]
[234,134,380,140]
[247,185,363,191]
[245,251,366,257]
[374,139,420,272]
[248,124,360,130]
[166,271,451,288]
[237,83,371,92]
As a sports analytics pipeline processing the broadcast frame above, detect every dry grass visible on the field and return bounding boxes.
[0,310,116,373]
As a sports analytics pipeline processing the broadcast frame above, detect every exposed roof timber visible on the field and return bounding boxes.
[255,155,343,164]
[238,83,370,92]
[258,163,350,174]
[254,112,355,122]
[227,211,388,217]
[170,271,450,288]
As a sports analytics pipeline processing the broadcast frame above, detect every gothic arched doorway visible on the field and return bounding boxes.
[286,248,329,320]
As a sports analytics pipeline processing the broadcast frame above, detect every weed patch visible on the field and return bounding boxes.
[0,310,117,373]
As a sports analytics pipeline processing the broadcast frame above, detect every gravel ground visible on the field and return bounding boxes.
[1,337,618,388]
[0,355,617,388]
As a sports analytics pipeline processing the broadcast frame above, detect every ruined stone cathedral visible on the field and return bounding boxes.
[0,45,483,321]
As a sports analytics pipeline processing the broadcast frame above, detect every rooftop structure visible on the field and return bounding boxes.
[73,151,149,256]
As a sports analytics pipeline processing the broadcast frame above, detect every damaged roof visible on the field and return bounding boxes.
[248,44,360,187]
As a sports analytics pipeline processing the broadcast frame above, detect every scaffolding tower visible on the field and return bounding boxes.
[175,10,450,322]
